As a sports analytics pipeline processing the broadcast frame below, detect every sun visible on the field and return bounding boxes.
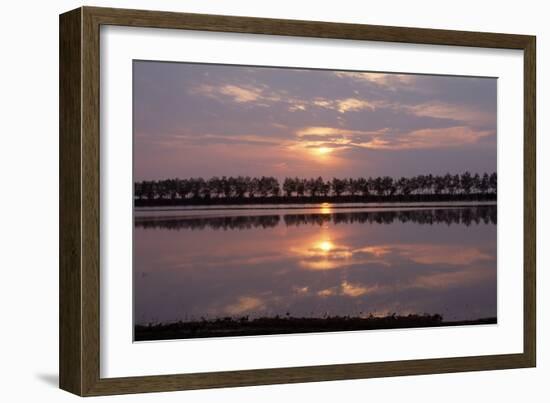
[317,240,334,253]
[317,146,332,155]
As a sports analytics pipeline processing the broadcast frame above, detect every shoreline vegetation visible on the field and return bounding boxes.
[134,172,497,207]
[134,314,497,341]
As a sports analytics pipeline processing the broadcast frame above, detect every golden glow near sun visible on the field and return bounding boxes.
[292,142,336,162]
[317,240,334,253]
[320,202,332,214]
[289,235,356,271]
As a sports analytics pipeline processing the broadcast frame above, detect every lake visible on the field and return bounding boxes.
[133,203,497,339]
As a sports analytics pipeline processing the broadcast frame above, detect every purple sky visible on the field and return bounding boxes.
[133,61,497,181]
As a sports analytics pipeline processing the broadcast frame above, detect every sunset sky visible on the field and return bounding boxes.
[133,61,497,181]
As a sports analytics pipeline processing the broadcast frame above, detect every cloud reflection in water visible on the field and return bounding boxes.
[134,207,496,325]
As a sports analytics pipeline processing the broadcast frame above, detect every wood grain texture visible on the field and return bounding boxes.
[86,6,532,49]
[59,8,82,396]
[81,6,102,396]
[59,6,537,396]
[523,38,536,367]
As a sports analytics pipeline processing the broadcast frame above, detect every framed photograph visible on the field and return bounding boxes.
[59,6,536,396]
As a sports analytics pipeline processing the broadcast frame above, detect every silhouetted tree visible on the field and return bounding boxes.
[134,172,497,203]
[283,177,296,197]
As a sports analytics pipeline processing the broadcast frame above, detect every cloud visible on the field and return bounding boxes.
[296,126,375,138]
[394,244,493,266]
[152,123,492,158]
[355,243,493,267]
[403,101,496,126]
[294,126,389,153]
[413,268,494,289]
[317,288,337,297]
[307,97,383,114]
[225,296,265,315]
[312,99,333,108]
[316,281,377,298]
[219,85,263,102]
[292,236,492,273]
[331,73,494,125]
[336,98,377,113]
[293,286,310,295]
[288,102,307,112]
[341,281,373,297]
[294,125,492,153]
[185,78,495,156]
[334,71,416,89]
[306,95,493,124]
[192,84,278,104]
[391,126,494,150]
[192,82,382,115]
[354,245,392,257]
[172,133,284,147]
[192,83,311,112]
[292,238,390,271]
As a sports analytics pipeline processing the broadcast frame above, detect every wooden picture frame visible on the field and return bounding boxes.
[59,6,536,396]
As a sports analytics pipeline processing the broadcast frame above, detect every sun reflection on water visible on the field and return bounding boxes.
[135,209,498,325]
[317,240,334,253]
[320,202,332,214]
[290,233,355,270]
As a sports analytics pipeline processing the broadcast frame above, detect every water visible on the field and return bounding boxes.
[134,204,496,333]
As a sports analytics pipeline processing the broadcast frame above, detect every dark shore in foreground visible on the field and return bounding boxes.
[134,315,497,341]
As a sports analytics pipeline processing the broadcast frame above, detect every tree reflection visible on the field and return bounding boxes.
[135,206,496,231]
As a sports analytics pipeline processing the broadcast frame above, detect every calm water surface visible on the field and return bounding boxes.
[134,204,496,325]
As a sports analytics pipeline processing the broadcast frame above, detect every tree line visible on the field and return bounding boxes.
[135,172,497,202]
